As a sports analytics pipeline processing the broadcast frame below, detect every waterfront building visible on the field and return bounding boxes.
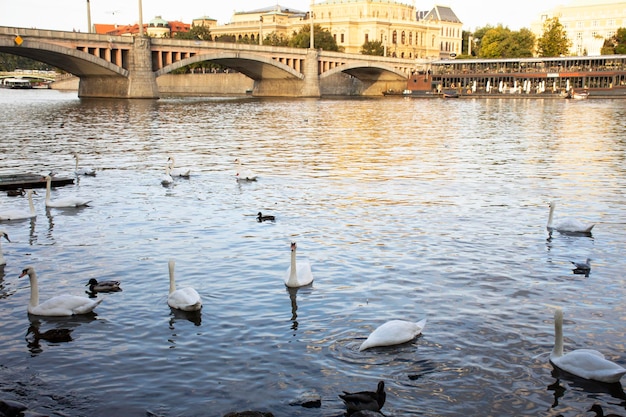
[530,0,626,55]
[205,2,461,59]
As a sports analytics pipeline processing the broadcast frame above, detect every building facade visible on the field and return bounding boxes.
[531,0,626,55]
[197,2,462,59]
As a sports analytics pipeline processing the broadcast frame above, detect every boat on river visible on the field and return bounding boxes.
[0,174,74,191]
[397,55,626,98]
[0,77,33,89]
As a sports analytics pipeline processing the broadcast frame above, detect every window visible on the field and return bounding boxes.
[392,31,397,44]
[401,31,406,44]
[341,33,344,43]
[364,33,369,43]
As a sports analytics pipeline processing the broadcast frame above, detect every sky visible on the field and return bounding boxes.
[1,1,569,33]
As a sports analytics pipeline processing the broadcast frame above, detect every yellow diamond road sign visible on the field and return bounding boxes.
[14,35,23,46]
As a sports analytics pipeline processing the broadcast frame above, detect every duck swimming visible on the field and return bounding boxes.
[257,212,275,222]
[86,278,122,292]
[339,380,386,413]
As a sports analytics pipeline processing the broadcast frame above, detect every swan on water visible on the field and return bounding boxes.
[0,231,10,266]
[234,159,258,181]
[547,202,594,234]
[161,164,174,186]
[550,307,626,383]
[167,156,190,178]
[339,380,386,413]
[0,189,37,221]
[86,278,122,293]
[359,318,427,351]
[284,242,313,288]
[44,176,91,208]
[167,259,202,311]
[19,266,103,316]
[73,153,96,176]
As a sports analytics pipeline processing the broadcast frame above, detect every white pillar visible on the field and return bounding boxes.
[138,0,144,36]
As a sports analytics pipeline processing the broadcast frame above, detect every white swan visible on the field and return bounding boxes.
[73,153,96,176]
[167,259,202,311]
[359,318,427,351]
[0,230,10,266]
[284,241,314,288]
[547,202,595,234]
[167,156,190,178]
[19,266,103,316]
[0,189,37,221]
[45,176,91,208]
[161,164,174,186]
[550,307,626,383]
[234,158,257,181]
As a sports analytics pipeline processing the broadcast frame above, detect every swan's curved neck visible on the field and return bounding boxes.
[287,248,298,286]
[552,309,564,358]
[168,260,176,294]
[0,240,5,265]
[547,204,555,228]
[28,270,40,309]
[45,178,52,204]
[28,191,36,215]
[74,155,79,170]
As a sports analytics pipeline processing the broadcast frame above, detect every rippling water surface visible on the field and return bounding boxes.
[0,89,626,417]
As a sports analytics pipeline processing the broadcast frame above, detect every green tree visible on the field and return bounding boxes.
[475,25,533,58]
[0,53,53,71]
[173,25,212,41]
[289,24,340,51]
[263,32,289,47]
[601,28,626,54]
[470,25,495,57]
[360,40,384,56]
[536,17,571,57]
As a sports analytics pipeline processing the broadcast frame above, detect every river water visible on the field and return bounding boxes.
[0,89,625,417]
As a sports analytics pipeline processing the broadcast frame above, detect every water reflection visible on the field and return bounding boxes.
[25,315,96,355]
[169,308,202,327]
[549,368,626,408]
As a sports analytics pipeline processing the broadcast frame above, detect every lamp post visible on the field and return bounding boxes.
[310,1,314,49]
[259,16,263,46]
[86,0,92,33]
[138,0,144,36]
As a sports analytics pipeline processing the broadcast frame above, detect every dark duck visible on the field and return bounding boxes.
[339,380,386,414]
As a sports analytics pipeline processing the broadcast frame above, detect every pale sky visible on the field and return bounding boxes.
[1,1,568,33]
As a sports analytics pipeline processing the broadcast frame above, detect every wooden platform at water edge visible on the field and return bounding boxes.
[0,173,74,191]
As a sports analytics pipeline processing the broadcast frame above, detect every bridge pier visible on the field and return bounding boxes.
[78,37,159,99]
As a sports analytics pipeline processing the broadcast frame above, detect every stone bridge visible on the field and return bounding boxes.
[0,26,417,98]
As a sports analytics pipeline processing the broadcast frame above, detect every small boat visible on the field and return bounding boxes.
[442,90,459,98]
[571,90,589,100]
[0,174,74,191]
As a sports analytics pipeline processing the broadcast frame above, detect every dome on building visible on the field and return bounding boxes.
[149,16,169,27]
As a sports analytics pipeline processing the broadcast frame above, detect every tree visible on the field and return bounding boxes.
[289,24,340,51]
[601,28,626,54]
[263,33,289,47]
[173,25,212,41]
[360,40,384,56]
[476,25,534,58]
[536,17,571,57]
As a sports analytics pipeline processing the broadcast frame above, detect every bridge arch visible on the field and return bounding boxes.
[155,51,304,80]
[320,62,408,81]
[0,39,128,77]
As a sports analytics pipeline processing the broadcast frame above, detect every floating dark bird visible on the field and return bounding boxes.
[257,212,275,222]
[571,258,591,276]
[27,325,73,343]
[588,403,624,417]
[86,278,122,292]
[6,188,25,197]
[339,380,386,414]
